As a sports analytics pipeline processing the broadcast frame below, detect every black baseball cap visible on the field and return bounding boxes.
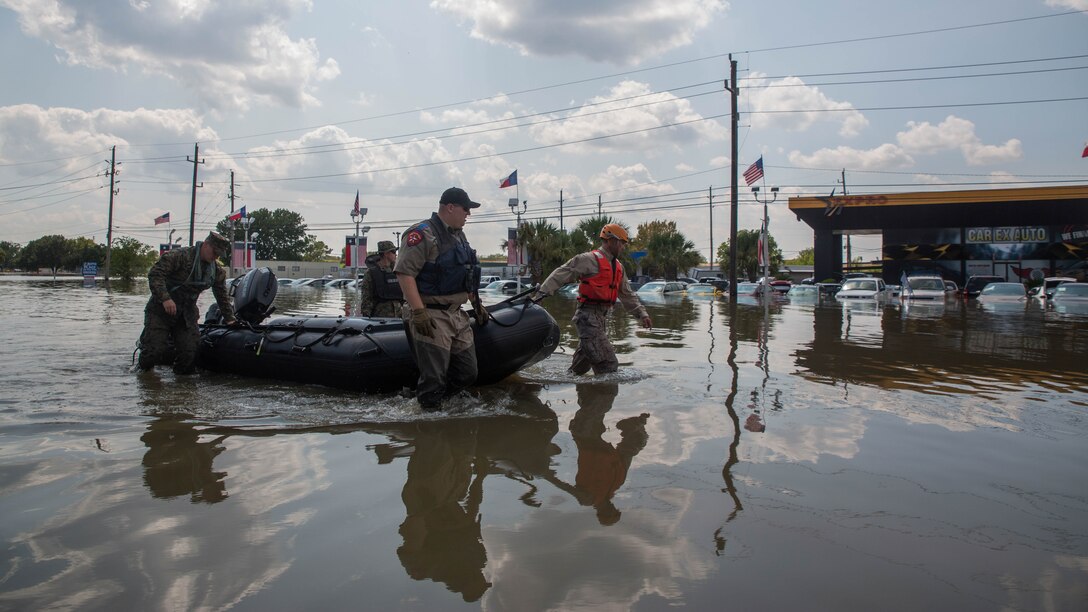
[440,187,481,209]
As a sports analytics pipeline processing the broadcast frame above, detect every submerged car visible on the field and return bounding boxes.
[686,283,719,297]
[900,276,946,301]
[735,282,763,297]
[1050,282,1088,314]
[480,280,521,294]
[786,284,820,300]
[963,275,1003,299]
[1031,277,1077,300]
[636,281,687,295]
[835,277,888,300]
[977,282,1027,303]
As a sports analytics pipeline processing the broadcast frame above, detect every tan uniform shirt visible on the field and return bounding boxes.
[394,216,471,306]
[539,250,647,319]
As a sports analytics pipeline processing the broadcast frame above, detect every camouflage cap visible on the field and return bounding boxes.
[205,231,231,257]
[377,240,398,254]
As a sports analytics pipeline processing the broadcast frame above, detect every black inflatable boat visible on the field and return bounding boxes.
[196,267,560,392]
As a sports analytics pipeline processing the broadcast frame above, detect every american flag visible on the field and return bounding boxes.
[352,190,360,215]
[153,212,170,225]
[743,157,764,186]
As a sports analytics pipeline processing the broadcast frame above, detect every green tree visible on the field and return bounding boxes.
[631,220,701,280]
[17,235,71,275]
[110,236,158,281]
[716,230,783,281]
[64,237,106,272]
[785,247,814,265]
[300,235,332,261]
[216,208,313,260]
[0,241,21,270]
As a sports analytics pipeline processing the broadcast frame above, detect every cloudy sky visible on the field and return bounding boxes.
[1,0,1086,264]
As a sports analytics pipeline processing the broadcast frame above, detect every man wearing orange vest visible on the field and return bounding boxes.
[532,223,652,375]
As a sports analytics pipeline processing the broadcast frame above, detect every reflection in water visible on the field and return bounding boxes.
[396,421,491,602]
[569,383,648,525]
[141,416,229,503]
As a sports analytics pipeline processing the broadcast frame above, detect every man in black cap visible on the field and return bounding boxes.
[138,231,237,374]
[358,239,404,318]
[395,187,488,411]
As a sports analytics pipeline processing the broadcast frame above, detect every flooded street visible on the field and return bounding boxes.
[1,276,1086,610]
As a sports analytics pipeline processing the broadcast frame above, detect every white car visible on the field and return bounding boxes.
[480,280,520,294]
[1050,282,1088,314]
[1031,277,1076,300]
[636,281,687,295]
[835,277,888,300]
[900,276,946,301]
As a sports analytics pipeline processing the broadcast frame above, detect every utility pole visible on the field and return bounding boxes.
[186,143,204,246]
[725,55,739,301]
[103,145,118,281]
[559,189,564,232]
[839,168,850,272]
[597,195,602,217]
[708,186,714,270]
[228,170,237,248]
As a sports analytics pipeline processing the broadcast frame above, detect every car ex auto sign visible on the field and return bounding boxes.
[966,226,1049,244]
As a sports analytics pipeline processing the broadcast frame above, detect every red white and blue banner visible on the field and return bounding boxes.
[228,206,246,222]
[500,170,517,189]
[153,212,170,225]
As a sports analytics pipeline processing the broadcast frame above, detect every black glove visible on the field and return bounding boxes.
[410,308,436,338]
[473,300,489,327]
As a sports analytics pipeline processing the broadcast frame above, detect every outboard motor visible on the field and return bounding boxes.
[233,266,278,324]
[204,267,278,325]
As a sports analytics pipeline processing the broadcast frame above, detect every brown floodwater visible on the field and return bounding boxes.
[0,276,1086,610]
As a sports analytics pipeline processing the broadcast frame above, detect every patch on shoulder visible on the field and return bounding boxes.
[405,229,424,247]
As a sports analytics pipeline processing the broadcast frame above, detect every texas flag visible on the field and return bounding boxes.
[228,205,246,221]
[153,212,170,225]
[500,170,517,188]
[1082,142,1088,158]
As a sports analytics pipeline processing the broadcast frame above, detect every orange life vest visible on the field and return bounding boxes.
[578,250,623,305]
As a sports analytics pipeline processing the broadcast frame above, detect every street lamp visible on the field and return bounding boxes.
[248,232,259,272]
[509,197,527,289]
[750,186,779,296]
[350,205,369,280]
[239,217,255,273]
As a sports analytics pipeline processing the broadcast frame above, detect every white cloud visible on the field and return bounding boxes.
[588,164,675,196]
[745,74,868,137]
[1046,0,1088,10]
[3,0,337,112]
[430,0,728,65]
[897,115,1022,166]
[788,144,914,170]
[529,80,727,153]
[0,104,217,174]
[238,126,456,193]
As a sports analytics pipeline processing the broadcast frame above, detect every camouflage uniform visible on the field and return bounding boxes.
[138,237,235,374]
[536,250,648,375]
[358,242,403,318]
[395,212,479,409]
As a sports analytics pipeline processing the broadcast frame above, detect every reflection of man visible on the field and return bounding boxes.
[744,412,766,433]
[397,422,491,602]
[570,383,648,525]
[140,417,228,503]
[358,240,403,317]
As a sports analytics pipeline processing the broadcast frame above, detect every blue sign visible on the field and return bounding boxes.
[81,261,98,276]
[629,250,648,261]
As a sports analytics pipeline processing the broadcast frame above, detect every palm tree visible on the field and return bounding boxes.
[516,220,565,284]
[646,232,701,280]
